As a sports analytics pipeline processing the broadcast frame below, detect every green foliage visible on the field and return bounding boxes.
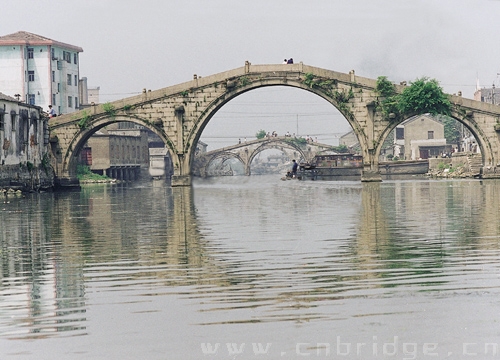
[102,102,116,117]
[303,73,316,88]
[180,90,189,97]
[26,161,34,172]
[240,76,249,87]
[438,162,448,170]
[376,76,396,97]
[333,89,354,104]
[256,129,266,139]
[78,111,91,129]
[286,137,307,146]
[375,76,399,120]
[331,144,348,153]
[41,153,51,174]
[76,165,110,181]
[437,114,462,146]
[397,77,451,116]
[123,104,132,111]
[375,76,451,121]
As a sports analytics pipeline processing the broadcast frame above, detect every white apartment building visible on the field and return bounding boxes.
[0,31,83,115]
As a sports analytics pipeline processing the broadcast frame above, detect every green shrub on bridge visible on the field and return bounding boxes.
[376,76,451,121]
[397,77,451,116]
[256,129,266,139]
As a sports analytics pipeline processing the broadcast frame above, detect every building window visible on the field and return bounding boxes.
[0,113,4,131]
[75,97,78,109]
[52,71,55,82]
[67,74,72,85]
[57,60,62,70]
[28,71,35,82]
[396,127,404,140]
[11,113,16,132]
[428,131,434,139]
[74,53,78,64]
[27,47,34,59]
[57,83,60,92]
[68,96,73,108]
[51,48,56,60]
[28,94,35,105]
[63,51,71,63]
[52,94,56,105]
[74,75,78,86]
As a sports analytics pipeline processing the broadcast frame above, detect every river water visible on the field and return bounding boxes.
[1,176,500,359]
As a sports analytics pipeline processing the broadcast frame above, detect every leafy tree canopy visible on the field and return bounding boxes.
[331,144,348,153]
[256,129,266,139]
[397,77,451,116]
[375,76,452,121]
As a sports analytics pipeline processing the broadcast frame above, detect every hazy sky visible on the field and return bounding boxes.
[3,0,500,148]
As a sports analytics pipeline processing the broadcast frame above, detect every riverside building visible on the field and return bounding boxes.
[0,31,83,115]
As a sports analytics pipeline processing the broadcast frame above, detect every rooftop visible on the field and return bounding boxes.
[0,92,19,102]
[0,31,83,52]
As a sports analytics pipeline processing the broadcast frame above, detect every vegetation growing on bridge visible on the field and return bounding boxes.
[330,144,348,153]
[302,73,355,119]
[78,111,92,130]
[375,76,451,121]
[256,129,266,139]
[285,137,307,146]
[102,102,117,118]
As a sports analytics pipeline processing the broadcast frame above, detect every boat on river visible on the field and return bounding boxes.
[296,154,429,180]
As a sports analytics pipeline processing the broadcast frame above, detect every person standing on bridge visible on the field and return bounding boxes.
[292,159,298,178]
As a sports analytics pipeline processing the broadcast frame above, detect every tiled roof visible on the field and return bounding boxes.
[0,92,19,102]
[0,31,83,52]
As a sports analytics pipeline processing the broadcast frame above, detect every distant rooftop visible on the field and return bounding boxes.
[0,31,83,52]
[0,92,19,102]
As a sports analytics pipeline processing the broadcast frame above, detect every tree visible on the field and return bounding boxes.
[397,77,451,116]
[375,76,452,121]
[437,114,462,147]
[256,129,266,139]
[331,144,348,153]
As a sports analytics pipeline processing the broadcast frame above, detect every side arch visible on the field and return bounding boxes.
[203,152,245,176]
[246,140,308,175]
[373,108,494,172]
[61,114,175,179]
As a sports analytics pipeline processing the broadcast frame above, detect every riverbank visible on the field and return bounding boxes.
[427,152,481,179]
[426,165,480,179]
[0,164,54,193]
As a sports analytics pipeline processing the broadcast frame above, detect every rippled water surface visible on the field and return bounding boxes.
[1,176,500,359]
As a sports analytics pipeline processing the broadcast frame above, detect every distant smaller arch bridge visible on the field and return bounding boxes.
[193,136,335,177]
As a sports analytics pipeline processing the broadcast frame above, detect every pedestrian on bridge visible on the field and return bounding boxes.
[48,105,56,118]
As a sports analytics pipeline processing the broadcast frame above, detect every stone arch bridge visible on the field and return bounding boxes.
[193,136,335,177]
[48,62,500,187]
